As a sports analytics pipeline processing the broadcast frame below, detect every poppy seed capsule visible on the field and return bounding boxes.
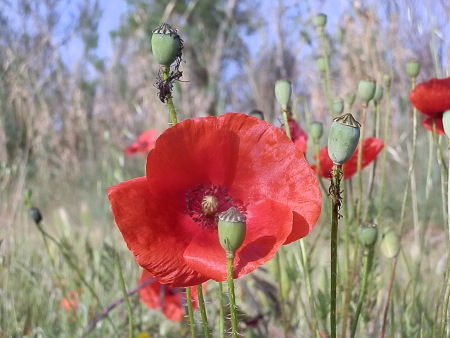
[405,58,421,79]
[328,113,361,165]
[345,92,356,109]
[29,207,43,224]
[315,13,327,28]
[442,110,450,138]
[275,80,292,110]
[383,74,391,88]
[358,78,376,105]
[218,207,246,257]
[151,23,181,67]
[332,98,344,115]
[373,85,384,103]
[309,121,324,141]
[316,56,327,73]
[357,223,378,247]
[380,227,400,259]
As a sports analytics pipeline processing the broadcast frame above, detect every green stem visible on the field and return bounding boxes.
[116,255,133,338]
[319,29,332,113]
[380,259,398,338]
[356,106,367,223]
[162,66,178,126]
[282,109,291,140]
[186,287,197,338]
[218,282,225,338]
[350,248,374,338]
[330,164,343,338]
[227,255,239,338]
[196,284,211,338]
[275,251,289,337]
[439,253,450,338]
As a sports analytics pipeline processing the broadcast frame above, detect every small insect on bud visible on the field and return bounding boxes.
[332,98,344,115]
[442,110,450,138]
[405,58,421,80]
[29,207,43,225]
[314,13,327,29]
[151,23,182,67]
[218,207,246,258]
[309,121,324,141]
[380,227,400,259]
[275,80,292,111]
[328,113,361,165]
[358,78,376,106]
[357,223,378,248]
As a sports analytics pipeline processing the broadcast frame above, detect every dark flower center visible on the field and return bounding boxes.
[185,183,245,230]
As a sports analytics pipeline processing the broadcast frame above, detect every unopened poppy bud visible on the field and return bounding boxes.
[218,207,246,257]
[309,121,324,141]
[316,56,327,73]
[358,78,376,106]
[380,227,400,259]
[383,74,391,89]
[29,207,43,225]
[332,98,344,115]
[151,23,182,67]
[249,109,265,121]
[357,223,378,247]
[442,110,450,138]
[405,58,420,79]
[275,80,292,110]
[373,85,384,103]
[315,13,327,28]
[328,113,361,165]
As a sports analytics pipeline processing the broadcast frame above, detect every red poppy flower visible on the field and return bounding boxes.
[311,138,384,180]
[125,130,158,156]
[283,118,308,153]
[409,77,450,135]
[138,269,199,322]
[60,289,81,312]
[108,113,321,287]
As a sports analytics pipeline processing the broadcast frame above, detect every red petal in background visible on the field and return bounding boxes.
[409,77,450,117]
[422,116,445,135]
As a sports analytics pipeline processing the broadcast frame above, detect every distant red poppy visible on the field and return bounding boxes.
[311,138,384,180]
[283,118,308,153]
[409,77,450,135]
[125,130,158,156]
[108,113,321,287]
[60,289,81,312]
[138,269,199,322]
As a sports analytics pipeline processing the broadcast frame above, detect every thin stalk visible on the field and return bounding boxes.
[319,29,333,112]
[196,284,211,338]
[282,109,291,140]
[425,132,434,199]
[330,164,343,338]
[350,248,374,338]
[380,259,398,338]
[439,254,450,338]
[275,250,289,337]
[186,287,197,338]
[115,255,133,338]
[356,106,367,223]
[227,255,239,338]
[162,66,178,126]
[218,282,225,338]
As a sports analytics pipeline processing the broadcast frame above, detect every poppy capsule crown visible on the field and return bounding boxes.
[327,113,361,165]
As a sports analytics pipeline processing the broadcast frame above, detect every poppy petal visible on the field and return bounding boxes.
[409,77,450,117]
[183,199,292,281]
[422,117,445,135]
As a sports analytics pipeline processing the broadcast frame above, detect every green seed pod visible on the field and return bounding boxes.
[151,23,182,67]
[332,98,344,115]
[383,74,391,89]
[380,227,400,259]
[218,207,246,257]
[316,56,327,73]
[249,109,265,120]
[309,121,324,141]
[29,207,43,225]
[275,80,292,110]
[315,13,327,28]
[358,78,376,106]
[345,92,356,110]
[405,58,421,79]
[442,110,450,138]
[373,85,384,103]
[357,223,378,247]
[328,113,361,165]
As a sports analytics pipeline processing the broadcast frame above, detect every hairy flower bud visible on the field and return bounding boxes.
[151,23,182,67]
[275,80,292,110]
[218,207,246,257]
[328,113,361,165]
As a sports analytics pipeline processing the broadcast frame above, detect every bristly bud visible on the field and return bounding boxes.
[358,78,376,106]
[405,58,421,79]
[316,56,327,73]
[380,227,400,259]
[332,98,344,115]
[29,207,43,225]
[275,80,292,111]
[328,113,361,165]
[309,121,324,141]
[218,207,246,258]
[442,110,450,138]
[151,23,182,67]
[315,13,327,29]
[357,223,378,247]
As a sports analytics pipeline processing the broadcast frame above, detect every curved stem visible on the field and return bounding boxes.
[196,284,210,338]
[162,66,178,126]
[186,287,197,338]
[275,250,289,337]
[227,255,239,338]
